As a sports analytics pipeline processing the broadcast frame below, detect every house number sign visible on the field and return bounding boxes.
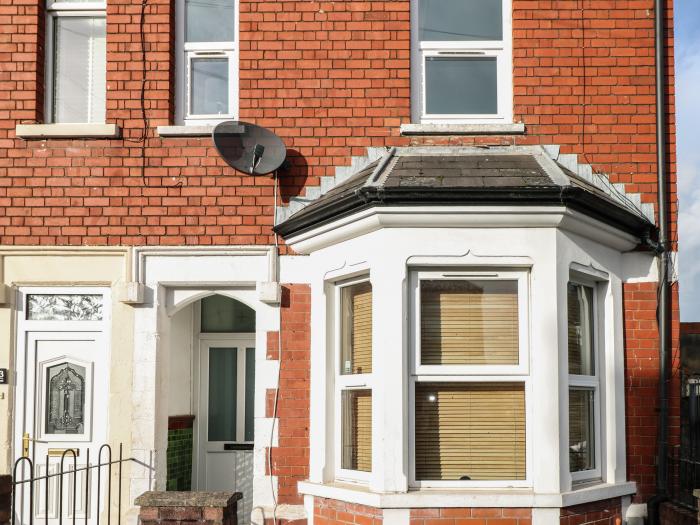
[0,368,7,384]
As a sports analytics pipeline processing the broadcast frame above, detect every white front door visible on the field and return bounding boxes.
[14,288,110,525]
[195,335,254,523]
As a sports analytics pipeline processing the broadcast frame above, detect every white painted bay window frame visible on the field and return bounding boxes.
[45,1,107,124]
[411,0,513,124]
[567,278,604,484]
[176,0,238,125]
[333,276,374,484]
[407,268,532,489]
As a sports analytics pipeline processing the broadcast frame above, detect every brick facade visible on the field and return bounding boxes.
[315,497,383,525]
[559,497,621,525]
[410,507,532,525]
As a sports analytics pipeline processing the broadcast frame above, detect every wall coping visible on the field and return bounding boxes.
[134,491,242,508]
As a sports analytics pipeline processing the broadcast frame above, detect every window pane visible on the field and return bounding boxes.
[420,280,518,365]
[186,0,235,42]
[27,294,103,321]
[341,389,372,472]
[46,362,86,435]
[53,17,106,123]
[425,57,498,115]
[208,347,237,441]
[244,347,255,442]
[419,0,502,41]
[567,283,595,375]
[191,58,229,116]
[341,282,372,375]
[415,382,525,480]
[201,295,255,333]
[569,388,595,472]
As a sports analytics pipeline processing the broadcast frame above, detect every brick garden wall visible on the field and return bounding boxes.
[559,498,621,525]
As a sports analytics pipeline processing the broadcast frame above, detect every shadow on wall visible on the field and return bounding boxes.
[277,149,309,201]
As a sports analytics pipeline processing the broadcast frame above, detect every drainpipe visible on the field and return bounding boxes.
[648,0,670,521]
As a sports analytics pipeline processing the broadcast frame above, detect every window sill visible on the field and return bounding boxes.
[297,480,636,508]
[157,125,214,137]
[15,123,120,139]
[400,123,526,136]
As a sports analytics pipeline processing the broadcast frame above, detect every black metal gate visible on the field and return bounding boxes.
[11,445,130,525]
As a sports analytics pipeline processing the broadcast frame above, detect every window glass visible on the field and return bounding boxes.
[190,58,229,116]
[244,347,255,442]
[27,294,103,321]
[414,382,525,480]
[425,57,498,115]
[185,0,235,43]
[567,283,595,375]
[341,389,372,472]
[420,279,518,365]
[208,347,237,441]
[46,362,86,435]
[53,16,106,123]
[418,0,502,41]
[201,295,255,333]
[569,388,595,472]
[341,282,372,375]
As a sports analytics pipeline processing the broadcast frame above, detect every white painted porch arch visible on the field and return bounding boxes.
[127,247,284,525]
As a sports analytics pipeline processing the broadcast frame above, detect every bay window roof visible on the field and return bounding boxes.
[274,146,656,242]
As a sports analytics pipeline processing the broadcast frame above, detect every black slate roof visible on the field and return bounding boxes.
[274,147,656,242]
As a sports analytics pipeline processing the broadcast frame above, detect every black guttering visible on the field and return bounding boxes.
[274,185,657,243]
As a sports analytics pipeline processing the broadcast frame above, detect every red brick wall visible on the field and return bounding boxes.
[659,501,697,525]
[410,508,532,525]
[0,0,676,246]
[559,497,621,525]
[266,285,311,505]
[314,498,382,525]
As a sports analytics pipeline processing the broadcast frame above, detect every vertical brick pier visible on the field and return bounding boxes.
[135,492,241,525]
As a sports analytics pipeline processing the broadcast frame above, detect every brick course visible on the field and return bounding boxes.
[410,507,532,525]
[559,497,621,525]
[315,497,382,525]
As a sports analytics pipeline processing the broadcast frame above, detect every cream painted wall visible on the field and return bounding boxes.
[0,249,132,475]
[169,304,194,416]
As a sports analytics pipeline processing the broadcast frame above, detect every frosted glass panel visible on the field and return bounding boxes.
[208,347,237,441]
[244,348,255,442]
[191,58,229,116]
[201,295,255,333]
[27,294,103,321]
[419,0,502,41]
[53,17,106,123]
[186,0,235,42]
[425,57,497,115]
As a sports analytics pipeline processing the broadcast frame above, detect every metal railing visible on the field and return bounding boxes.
[11,444,132,525]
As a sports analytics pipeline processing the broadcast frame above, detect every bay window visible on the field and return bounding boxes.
[335,280,373,480]
[177,0,237,124]
[567,282,602,482]
[412,0,512,123]
[409,270,529,487]
[47,1,106,123]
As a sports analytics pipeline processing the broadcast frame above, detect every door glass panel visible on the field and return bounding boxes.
[46,362,86,435]
[208,347,237,441]
[201,295,255,333]
[244,348,255,442]
[419,0,502,41]
[27,295,103,321]
[425,56,498,115]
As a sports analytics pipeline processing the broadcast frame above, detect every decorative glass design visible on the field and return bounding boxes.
[46,362,86,434]
[27,294,103,321]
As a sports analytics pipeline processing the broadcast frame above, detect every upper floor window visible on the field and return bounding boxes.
[177,0,237,124]
[46,0,106,123]
[411,0,512,123]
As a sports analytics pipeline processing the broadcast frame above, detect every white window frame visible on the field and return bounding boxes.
[408,268,531,489]
[410,0,513,124]
[333,276,374,484]
[567,279,604,484]
[176,0,238,125]
[45,1,107,124]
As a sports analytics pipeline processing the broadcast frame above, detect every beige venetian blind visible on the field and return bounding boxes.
[341,282,372,374]
[342,390,372,472]
[420,280,519,365]
[415,383,525,480]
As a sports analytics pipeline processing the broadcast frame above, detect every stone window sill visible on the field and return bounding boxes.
[400,123,526,136]
[157,125,213,137]
[15,123,120,139]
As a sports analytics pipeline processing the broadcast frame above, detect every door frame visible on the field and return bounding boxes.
[14,286,112,463]
[192,326,255,491]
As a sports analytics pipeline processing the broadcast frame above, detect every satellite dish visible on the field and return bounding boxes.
[212,121,287,175]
